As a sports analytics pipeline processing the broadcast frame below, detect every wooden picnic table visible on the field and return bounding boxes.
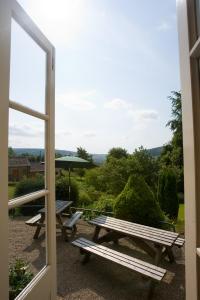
[26,200,72,239]
[89,215,180,265]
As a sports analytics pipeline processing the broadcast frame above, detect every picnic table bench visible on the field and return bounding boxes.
[72,215,183,298]
[26,200,82,240]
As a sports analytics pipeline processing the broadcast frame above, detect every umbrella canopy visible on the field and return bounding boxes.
[55,155,90,201]
[55,155,90,168]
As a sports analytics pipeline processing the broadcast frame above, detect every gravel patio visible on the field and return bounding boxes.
[9,217,185,300]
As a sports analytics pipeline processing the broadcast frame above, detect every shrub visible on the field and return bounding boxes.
[78,191,92,207]
[56,175,79,205]
[9,259,33,300]
[157,168,179,220]
[114,175,164,228]
[85,168,106,191]
[14,175,44,215]
[93,194,116,213]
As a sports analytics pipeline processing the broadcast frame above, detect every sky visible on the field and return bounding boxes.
[9,0,180,154]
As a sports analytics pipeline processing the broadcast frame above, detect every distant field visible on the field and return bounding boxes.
[8,185,15,200]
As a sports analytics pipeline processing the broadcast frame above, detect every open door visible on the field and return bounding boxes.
[0,0,56,299]
[177,0,200,299]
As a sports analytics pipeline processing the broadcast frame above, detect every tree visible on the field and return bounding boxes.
[159,91,184,194]
[8,147,15,158]
[114,175,164,228]
[128,146,159,192]
[107,147,128,161]
[76,146,93,163]
[157,168,179,220]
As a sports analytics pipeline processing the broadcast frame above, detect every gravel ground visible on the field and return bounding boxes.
[9,217,185,300]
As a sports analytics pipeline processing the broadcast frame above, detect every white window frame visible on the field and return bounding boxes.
[0,0,56,299]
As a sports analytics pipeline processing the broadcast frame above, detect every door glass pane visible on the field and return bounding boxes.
[9,198,47,299]
[8,109,47,298]
[8,109,45,201]
[9,19,46,113]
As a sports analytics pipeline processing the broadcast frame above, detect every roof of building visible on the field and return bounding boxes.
[9,157,31,167]
[30,162,45,173]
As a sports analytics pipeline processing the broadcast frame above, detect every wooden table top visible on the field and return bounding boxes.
[89,215,179,247]
[39,200,73,215]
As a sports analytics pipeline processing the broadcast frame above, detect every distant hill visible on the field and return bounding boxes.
[13,148,106,165]
[12,146,163,166]
[147,146,163,157]
[14,148,75,156]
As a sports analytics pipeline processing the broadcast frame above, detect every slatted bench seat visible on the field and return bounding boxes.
[63,211,83,230]
[174,237,185,247]
[25,214,41,226]
[72,237,173,284]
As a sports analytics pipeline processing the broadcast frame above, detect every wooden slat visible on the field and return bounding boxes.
[72,238,166,281]
[94,217,176,243]
[90,216,179,246]
[25,214,41,225]
[94,215,178,239]
[63,211,83,229]
[174,237,185,247]
[90,219,174,246]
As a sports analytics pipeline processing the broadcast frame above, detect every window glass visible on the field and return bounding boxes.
[10,19,46,113]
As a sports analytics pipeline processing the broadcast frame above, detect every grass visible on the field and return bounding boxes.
[8,185,16,200]
[176,203,185,233]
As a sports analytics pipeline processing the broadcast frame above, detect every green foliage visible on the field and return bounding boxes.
[85,168,107,192]
[107,147,128,161]
[77,146,93,163]
[157,168,179,220]
[128,146,159,192]
[78,190,93,207]
[86,147,159,196]
[159,91,184,194]
[114,175,164,227]
[101,157,129,195]
[8,147,15,158]
[14,174,44,215]
[9,259,33,300]
[93,194,116,212]
[56,175,79,205]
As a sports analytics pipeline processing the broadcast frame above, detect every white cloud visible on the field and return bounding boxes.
[128,109,159,121]
[57,90,96,111]
[83,131,96,138]
[9,124,43,137]
[104,98,131,110]
[56,130,71,136]
[156,21,171,32]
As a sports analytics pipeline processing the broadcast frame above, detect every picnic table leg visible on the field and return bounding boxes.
[147,246,163,299]
[165,247,175,263]
[33,215,45,239]
[92,226,101,242]
[129,237,156,258]
[81,226,101,264]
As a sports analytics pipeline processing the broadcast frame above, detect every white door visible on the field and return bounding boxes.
[177,0,200,299]
[0,0,56,299]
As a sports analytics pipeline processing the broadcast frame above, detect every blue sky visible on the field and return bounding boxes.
[9,0,180,154]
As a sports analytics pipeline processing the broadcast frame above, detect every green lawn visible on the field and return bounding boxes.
[8,185,16,200]
[176,203,185,233]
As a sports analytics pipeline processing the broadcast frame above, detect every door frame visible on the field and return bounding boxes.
[0,0,56,299]
[177,0,200,299]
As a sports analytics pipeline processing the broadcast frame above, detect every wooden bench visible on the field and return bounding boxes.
[174,237,185,247]
[72,237,174,298]
[63,211,83,231]
[25,214,41,226]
